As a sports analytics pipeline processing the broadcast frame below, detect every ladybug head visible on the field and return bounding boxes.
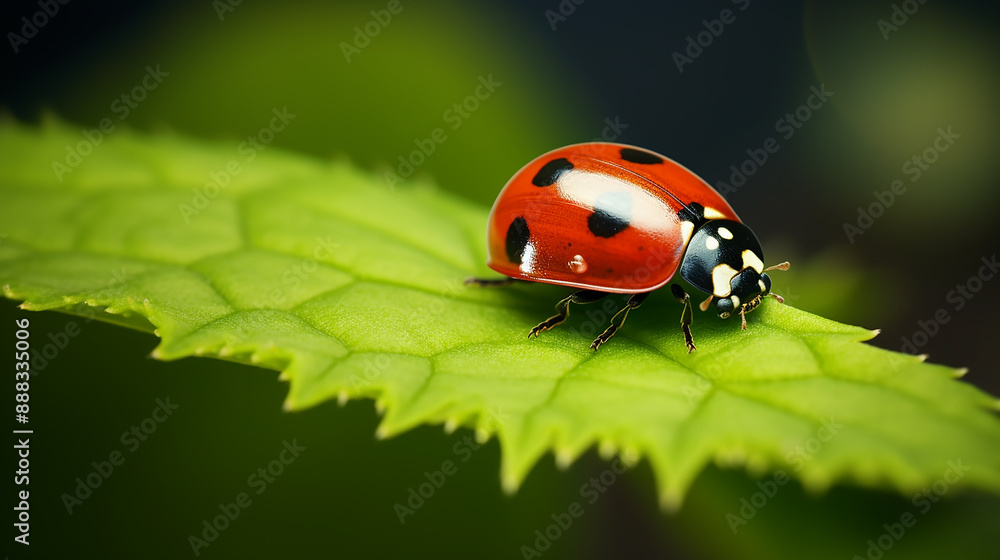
[679,219,788,321]
[715,268,772,320]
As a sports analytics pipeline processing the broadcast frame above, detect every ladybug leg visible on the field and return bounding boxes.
[670,284,697,353]
[590,292,650,350]
[529,289,608,339]
[769,293,785,304]
[465,276,517,287]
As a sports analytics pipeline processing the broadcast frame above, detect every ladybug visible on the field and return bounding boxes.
[467,142,789,352]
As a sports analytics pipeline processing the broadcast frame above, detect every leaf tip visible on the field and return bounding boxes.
[715,447,748,467]
[375,426,389,440]
[501,474,520,495]
[658,490,683,513]
[598,440,617,460]
[953,367,969,378]
[799,470,833,495]
[554,448,574,470]
[337,390,349,406]
[444,418,459,434]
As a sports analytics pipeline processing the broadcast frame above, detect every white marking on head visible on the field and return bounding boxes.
[704,207,726,220]
[718,227,733,240]
[731,295,740,307]
[742,249,764,273]
[712,263,738,297]
[758,279,766,292]
[705,236,719,250]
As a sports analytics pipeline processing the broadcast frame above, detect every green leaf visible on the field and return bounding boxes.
[3,121,999,508]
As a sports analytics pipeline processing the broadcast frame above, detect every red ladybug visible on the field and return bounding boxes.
[468,142,788,352]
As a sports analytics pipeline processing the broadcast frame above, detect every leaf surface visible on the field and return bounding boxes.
[3,122,998,507]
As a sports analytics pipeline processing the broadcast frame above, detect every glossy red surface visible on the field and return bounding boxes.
[486,143,740,293]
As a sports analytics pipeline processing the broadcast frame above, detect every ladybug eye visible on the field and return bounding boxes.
[759,273,772,295]
[716,295,735,318]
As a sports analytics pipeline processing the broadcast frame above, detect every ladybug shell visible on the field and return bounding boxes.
[486,143,740,294]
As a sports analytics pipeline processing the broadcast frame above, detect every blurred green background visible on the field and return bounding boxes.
[3,0,999,558]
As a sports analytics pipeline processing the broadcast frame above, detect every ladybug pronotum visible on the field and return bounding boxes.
[468,142,789,352]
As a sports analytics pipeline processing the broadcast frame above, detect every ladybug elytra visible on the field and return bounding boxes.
[468,143,788,352]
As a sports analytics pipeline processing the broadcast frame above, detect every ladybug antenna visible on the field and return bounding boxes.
[763,261,790,304]
[698,294,713,312]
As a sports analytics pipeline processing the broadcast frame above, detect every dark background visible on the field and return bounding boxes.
[3,0,999,558]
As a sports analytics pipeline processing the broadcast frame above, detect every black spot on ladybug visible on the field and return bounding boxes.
[620,148,663,165]
[505,217,531,264]
[638,245,644,251]
[532,158,573,187]
[588,192,631,238]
